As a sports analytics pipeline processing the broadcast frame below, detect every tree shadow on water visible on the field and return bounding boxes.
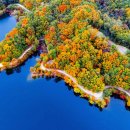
[6,66,21,75]
[125,106,130,111]
[45,76,52,81]
[0,14,9,20]
[54,77,62,83]
[6,69,14,75]
[65,83,72,91]
[4,51,40,76]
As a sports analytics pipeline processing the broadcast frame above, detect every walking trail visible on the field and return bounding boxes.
[8,4,31,13]
[40,63,130,99]
[0,3,130,99]
[40,64,103,100]
[0,45,33,69]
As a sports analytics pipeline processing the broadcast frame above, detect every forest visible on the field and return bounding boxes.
[0,0,130,107]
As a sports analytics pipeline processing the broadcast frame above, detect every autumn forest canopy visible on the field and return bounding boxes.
[0,0,130,107]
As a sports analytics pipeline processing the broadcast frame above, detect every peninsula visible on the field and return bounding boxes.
[0,0,130,109]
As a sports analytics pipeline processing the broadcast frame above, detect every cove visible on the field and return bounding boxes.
[0,15,16,41]
[0,15,130,130]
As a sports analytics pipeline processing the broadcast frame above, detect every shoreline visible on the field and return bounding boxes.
[0,45,34,71]
[31,62,130,108]
[0,4,33,71]
[97,31,129,55]
[0,2,129,109]
[40,64,103,100]
[0,9,6,17]
[0,3,31,21]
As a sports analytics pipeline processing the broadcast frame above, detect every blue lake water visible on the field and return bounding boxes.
[0,15,130,130]
[0,15,16,41]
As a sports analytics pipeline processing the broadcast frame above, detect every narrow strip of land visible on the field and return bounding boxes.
[15,4,31,12]
[108,40,128,55]
[19,45,33,59]
[8,4,31,13]
[97,31,129,55]
[40,63,103,100]
[40,63,130,100]
[0,4,31,69]
[105,86,130,97]
[0,45,33,69]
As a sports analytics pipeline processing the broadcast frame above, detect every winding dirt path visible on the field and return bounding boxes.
[97,31,129,55]
[1,3,130,99]
[19,45,33,59]
[15,4,31,13]
[0,4,32,69]
[106,86,130,97]
[8,4,31,13]
[40,63,130,99]
[108,40,128,55]
[0,45,33,69]
[40,64,103,100]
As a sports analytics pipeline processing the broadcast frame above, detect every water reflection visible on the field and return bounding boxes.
[54,77,62,83]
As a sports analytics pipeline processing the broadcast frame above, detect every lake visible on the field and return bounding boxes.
[0,15,130,130]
